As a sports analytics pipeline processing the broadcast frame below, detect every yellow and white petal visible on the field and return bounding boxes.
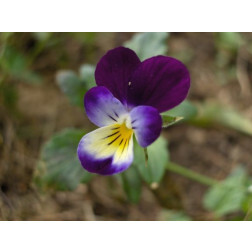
[77,123,134,175]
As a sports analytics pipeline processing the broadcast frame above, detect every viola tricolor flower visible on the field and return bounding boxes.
[77,47,190,175]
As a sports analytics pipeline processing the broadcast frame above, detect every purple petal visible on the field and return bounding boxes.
[84,86,128,127]
[130,105,162,148]
[95,47,141,105]
[77,125,134,175]
[127,56,190,113]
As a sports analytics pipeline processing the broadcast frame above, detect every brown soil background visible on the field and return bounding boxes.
[1,32,252,220]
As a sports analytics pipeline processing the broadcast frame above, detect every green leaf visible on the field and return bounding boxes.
[124,32,169,60]
[120,165,142,203]
[203,166,250,217]
[79,64,96,89]
[37,128,93,191]
[161,115,184,128]
[56,70,86,107]
[162,100,198,120]
[134,136,169,185]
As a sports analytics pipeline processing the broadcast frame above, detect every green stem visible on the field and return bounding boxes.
[165,161,218,186]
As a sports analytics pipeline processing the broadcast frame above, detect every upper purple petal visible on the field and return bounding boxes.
[127,56,190,113]
[84,86,127,127]
[130,105,162,148]
[95,47,141,105]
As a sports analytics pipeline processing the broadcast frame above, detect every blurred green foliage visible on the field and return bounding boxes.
[1,45,41,84]
[56,64,95,107]
[204,166,252,218]
[0,33,44,111]
[36,128,93,191]
[214,32,245,86]
[0,33,42,84]
[192,102,252,136]
[124,32,169,61]
[216,32,243,52]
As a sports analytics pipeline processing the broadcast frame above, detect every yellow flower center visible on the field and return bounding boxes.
[106,122,133,154]
[85,120,134,161]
